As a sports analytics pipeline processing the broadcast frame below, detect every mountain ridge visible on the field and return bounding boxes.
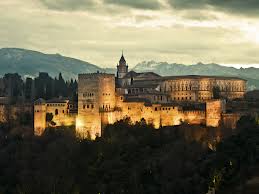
[0,48,258,89]
[133,61,259,90]
[0,48,113,80]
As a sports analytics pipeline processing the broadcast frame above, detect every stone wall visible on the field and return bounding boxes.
[162,77,246,102]
[77,73,116,139]
[206,100,226,127]
[34,103,46,136]
[181,110,206,125]
[34,100,76,136]
[0,104,33,125]
[222,113,242,129]
[0,105,8,123]
[34,72,246,139]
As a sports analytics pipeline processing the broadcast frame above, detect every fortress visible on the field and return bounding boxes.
[34,53,247,139]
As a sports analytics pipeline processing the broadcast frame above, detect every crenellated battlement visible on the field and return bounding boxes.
[180,110,206,115]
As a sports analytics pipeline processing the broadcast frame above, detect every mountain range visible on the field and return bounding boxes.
[0,48,114,80]
[133,61,259,90]
[0,48,258,90]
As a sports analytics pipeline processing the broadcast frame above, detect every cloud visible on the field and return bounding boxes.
[104,0,161,10]
[40,0,162,11]
[39,0,96,11]
[1,0,259,68]
[168,0,259,17]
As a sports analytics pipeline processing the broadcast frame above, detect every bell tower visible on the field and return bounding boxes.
[117,51,128,79]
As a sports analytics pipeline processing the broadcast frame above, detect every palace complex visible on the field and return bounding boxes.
[34,54,247,139]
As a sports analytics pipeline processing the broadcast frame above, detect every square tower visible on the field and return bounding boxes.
[77,73,116,139]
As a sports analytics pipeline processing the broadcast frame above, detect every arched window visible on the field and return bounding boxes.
[55,109,58,115]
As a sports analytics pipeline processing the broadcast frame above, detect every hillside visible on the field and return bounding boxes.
[0,48,258,89]
[0,48,115,80]
[133,61,259,90]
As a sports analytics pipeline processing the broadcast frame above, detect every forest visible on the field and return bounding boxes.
[0,116,258,194]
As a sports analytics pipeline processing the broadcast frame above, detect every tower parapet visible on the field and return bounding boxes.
[34,98,47,136]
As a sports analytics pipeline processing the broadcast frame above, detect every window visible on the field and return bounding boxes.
[83,105,86,109]
[91,104,94,109]
[55,109,58,115]
[62,110,65,113]
[155,107,158,111]
[87,105,89,109]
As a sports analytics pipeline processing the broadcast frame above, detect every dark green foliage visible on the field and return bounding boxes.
[34,72,78,100]
[46,113,53,122]
[19,112,33,126]
[0,116,258,194]
[213,86,221,99]
[204,115,259,193]
[0,120,209,194]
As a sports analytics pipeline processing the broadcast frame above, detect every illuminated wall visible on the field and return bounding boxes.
[34,72,245,139]
[0,105,8,123]
[77,73,116,139]
[34,100,76,136]
[34,102,47,136]
[161,77,246,102]
[206,100,226,127]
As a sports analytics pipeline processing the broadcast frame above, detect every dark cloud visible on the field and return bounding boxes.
[40,0,161,11]
[103,0,161,10]
[40,0,96,11]
[168,0,259,16]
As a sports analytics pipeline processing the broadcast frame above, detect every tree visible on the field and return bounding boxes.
[213,86,221,99]
[46,113,56,127]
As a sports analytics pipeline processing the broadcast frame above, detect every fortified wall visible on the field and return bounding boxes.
[76,73,116,139]
[34,99,76,136]
[34,72,245,139]
[33,53,248,139]
[0,103,33,124]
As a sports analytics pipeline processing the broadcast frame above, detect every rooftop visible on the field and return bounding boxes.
[161,75,247,81]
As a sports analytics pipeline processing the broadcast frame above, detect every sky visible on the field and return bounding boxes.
[1,0,259,68]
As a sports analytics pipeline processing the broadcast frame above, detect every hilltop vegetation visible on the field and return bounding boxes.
[0,117,258,194]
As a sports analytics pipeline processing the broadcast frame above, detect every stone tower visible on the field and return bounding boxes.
[34,98,47,136]
[77,73,116,139]
[117,52,128,79]
[206,99,226,127]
